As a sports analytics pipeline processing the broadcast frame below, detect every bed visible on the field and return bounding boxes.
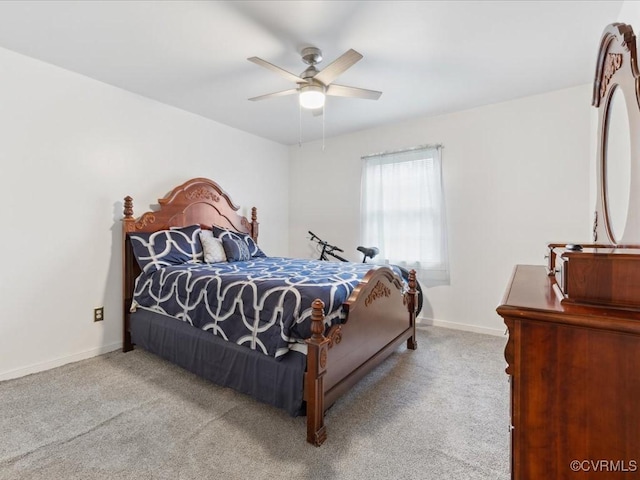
[122,177,418,445]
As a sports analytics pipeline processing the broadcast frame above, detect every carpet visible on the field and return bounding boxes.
[0,326,509,480]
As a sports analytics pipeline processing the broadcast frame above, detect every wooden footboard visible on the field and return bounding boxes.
[305,267,417,446]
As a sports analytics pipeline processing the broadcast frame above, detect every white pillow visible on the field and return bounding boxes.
[199,230,227,263]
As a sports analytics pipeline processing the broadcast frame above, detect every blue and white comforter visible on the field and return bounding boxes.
[131,257,400,359]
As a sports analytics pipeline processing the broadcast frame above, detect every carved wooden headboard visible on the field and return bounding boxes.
[122,177,258,237]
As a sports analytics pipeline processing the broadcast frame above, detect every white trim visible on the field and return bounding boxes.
[0,318,504,382]
[0,342,122,382]
[417,317,506,337]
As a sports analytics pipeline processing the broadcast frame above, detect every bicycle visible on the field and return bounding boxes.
[308,231,423,316]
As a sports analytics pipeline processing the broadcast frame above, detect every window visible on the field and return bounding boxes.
[360,145,449,285]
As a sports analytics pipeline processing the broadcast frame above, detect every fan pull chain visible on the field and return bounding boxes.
[299,101,302,147]
[322,105,326,151]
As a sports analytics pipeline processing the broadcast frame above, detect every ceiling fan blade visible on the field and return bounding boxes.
[248,88,298,102]
[314,49,363,85]
[326,84,382,100]
[247,57,307,84]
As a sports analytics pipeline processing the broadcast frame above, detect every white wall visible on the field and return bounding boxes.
[619,1,640,25]
[0,47,289,380]
[289,85,592,335]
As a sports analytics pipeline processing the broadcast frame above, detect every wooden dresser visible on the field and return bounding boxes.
[497,264,640,479]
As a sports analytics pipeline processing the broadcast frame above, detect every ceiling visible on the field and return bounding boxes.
[0,1,624,145]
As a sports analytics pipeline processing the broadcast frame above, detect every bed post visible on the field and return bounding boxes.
[305,299,329,446]
[122,196,135,352]
[250,207,259,242]
[407,269,418,350]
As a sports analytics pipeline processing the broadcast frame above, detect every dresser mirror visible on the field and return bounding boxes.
[603,85,631,242]
[593,23,640,245]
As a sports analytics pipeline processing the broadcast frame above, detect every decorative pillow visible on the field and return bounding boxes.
[212,225,266,258]
[221,236,251,262]
[129,224,203,274]
[199,230,227,263]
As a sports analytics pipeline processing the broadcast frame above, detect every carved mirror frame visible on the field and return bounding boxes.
[593,23,640,244]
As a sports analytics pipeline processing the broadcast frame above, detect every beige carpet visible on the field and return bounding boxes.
[0,326,509,480]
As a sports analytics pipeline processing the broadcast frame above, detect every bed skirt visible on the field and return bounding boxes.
[130,308,306,416]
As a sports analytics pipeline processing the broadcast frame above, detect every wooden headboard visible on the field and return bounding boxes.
[122,177,258,237]
[121,177,259,350]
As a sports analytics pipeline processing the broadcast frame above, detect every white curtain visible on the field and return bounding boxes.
[360,145,449,286]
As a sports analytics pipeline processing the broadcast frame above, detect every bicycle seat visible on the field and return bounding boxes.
[357,246,379,260]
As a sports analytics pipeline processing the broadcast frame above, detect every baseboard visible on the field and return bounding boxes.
[0,342,122,382]
[417,317,506,337]
[0,320,503,381]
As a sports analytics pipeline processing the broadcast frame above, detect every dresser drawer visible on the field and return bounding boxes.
[555,247,640,309]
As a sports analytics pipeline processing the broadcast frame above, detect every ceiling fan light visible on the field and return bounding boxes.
[299,85,325,109]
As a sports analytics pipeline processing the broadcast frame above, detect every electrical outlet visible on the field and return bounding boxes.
[94,307,104,322]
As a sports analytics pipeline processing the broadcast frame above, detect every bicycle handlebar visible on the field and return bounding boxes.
[308,231,343,252]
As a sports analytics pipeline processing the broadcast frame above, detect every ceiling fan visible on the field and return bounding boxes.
[247,47,382,111]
